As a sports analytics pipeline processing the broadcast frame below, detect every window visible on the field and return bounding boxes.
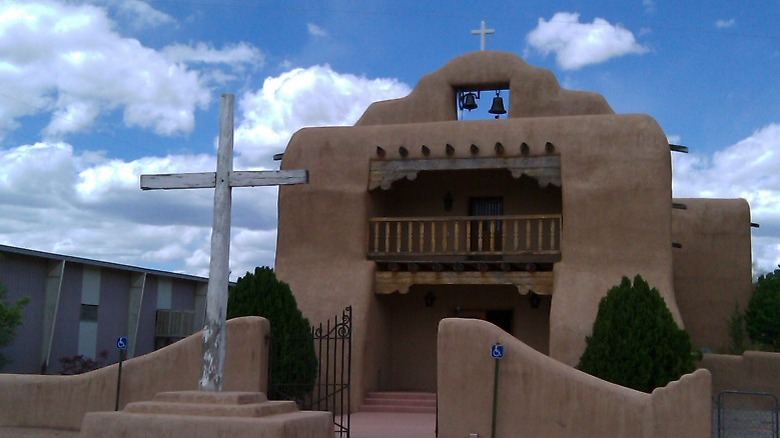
[80,304,98,322]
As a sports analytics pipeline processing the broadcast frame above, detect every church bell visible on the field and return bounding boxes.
[488,91,507,115]
[460,92,478,111]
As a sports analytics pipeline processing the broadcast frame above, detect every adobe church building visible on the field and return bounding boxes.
[275,51,753,409]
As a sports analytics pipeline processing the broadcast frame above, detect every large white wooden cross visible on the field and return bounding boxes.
[471,20,495,51]
[140,94,308,391]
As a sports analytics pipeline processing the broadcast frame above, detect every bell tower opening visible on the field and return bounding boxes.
[455,84,510,121]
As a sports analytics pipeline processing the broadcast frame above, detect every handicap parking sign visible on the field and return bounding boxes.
[491,343,504,359]
[116,337,128,350]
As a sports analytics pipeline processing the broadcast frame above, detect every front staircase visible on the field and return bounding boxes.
[360,392,437,414]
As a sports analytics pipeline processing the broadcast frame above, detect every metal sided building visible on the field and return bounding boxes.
[0,244,207,374]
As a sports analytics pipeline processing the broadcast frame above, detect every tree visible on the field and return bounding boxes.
[745,267,780,351]
[227,267,317,399]
[0,281,30,371]
[577,275,696,393]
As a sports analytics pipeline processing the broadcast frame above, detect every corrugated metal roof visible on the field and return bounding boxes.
[0,243,221,284]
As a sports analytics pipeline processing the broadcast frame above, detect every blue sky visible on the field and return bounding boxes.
[0,0,778,279]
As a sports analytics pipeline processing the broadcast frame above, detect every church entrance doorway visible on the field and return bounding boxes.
[377,284,550,393]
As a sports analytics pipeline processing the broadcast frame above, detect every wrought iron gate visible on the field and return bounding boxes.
[269,306,352,437]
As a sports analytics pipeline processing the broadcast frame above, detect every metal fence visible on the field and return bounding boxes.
[717,390,779,437]
[269,306,352,437]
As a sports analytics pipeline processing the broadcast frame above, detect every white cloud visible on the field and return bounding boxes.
[0,65,411,279]
[0,139,278,279]
[0,1,210,139]
[162,42,264,68]
[307,23,328,37]
[112,0,175,28]
[643,0,655,13]
[235,64,411,166]
[715,19,736,29]
[526,12,649,70]
[667,134,682,144]
[673,123,780,273]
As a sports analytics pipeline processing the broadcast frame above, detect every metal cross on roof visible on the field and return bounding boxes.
[471,20,495,51]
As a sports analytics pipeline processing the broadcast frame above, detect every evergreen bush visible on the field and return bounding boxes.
[745,267,780,351]
[577,275,696,393]
[0,281,30,371]
[227,266,317,399]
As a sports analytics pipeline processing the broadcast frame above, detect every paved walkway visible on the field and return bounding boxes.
[0,412,437,438]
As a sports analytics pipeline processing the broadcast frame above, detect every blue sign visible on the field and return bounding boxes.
[116,337,128,350]
[491,343,504,359]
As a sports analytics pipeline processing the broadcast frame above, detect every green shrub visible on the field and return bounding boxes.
[725,303,748,354]
[0,281,30,371]
[227,266,317,399]
[577,275,696,393]
[745,268,780,351]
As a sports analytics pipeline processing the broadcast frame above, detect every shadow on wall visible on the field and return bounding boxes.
[0,316,269,431]
[437,318,712,438]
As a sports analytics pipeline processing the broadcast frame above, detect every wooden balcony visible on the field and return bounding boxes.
[369,215,561,295]
[368,214,561,261]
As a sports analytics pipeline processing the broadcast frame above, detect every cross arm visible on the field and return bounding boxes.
[229,169,308,187]
[141,172,216,190]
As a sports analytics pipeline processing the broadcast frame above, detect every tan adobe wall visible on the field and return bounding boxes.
[672,198,753,352]
[438,318,711,438]
[700,351,780,397]
[277,112,680,405]
[356,50,613,125]
[277,51,695,407]
[0,316,269,431]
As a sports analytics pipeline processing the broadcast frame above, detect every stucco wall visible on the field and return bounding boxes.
[672,198,753,352]
[0,316,269,431]
[438,318,711,438]
[700,351,780,397]
[276,51,707,408]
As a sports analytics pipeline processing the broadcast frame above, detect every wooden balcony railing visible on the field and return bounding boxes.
[368,214,561,258]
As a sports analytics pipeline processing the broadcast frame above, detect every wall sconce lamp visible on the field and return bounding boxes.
[529,291,541,309]
[443,191,454,211]
[424,291,437,308]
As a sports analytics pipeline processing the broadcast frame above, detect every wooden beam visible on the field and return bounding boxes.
[545,142,555,153]
[376,146,386,158]
[421,145,430,156]
[670,144,689,153]
[520,142,530,155]
[141,172,215,190]
[477,262,489,272]
[672,202,688,210]
[494,142,504,155]
[369,156,561,190]
[446,144,455,156]
[375,271,555,295]
[470,144,479,155]
[399,146,408,157]
[230,170,308,187]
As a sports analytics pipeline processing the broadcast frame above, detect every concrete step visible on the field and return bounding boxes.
[360,392,437,414]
